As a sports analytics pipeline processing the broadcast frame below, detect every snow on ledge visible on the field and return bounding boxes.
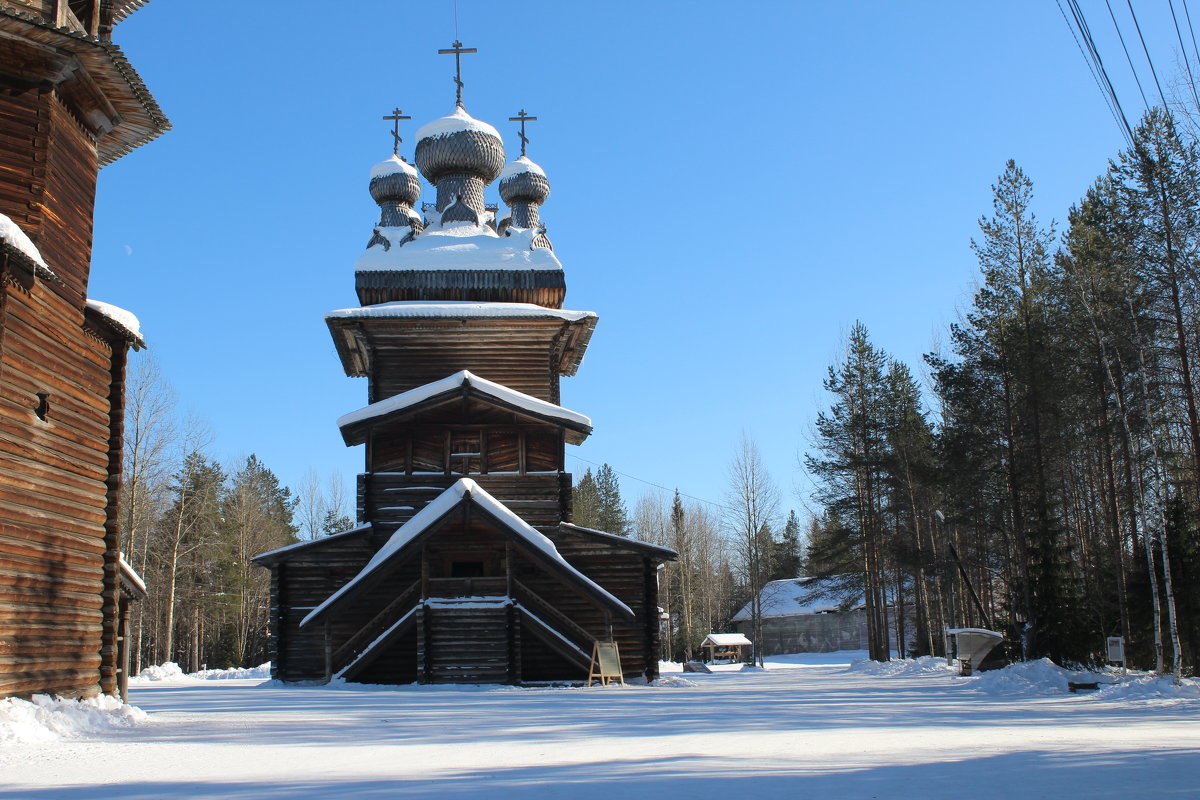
[0,212,51,274]
[356,224,561,271]
[336,369,591,430]
[85,299,144,346]
[326,301,596,324]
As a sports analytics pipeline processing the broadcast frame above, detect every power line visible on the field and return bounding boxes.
[1168,0,1200,110]
[1105,0,1151,110]
[1182,0,1200,70]
[565,453,728,511]
[1058,0,1129,139]
[1124,0,1168,107]
[1059,0,1136,145]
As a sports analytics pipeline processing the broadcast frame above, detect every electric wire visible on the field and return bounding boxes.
[1182,0,1200,69]
[1124,0,1168,107]
[1168,0,1200,110]
[566,453,728,511]
[1060,0,1136,145]
[1057,0,1133,144]
[1105,0,1151,110]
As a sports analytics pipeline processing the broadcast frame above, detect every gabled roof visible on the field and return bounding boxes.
[337,370,592,446]
[300,479,632,628]
[730,576,864,622]
[253,523,373,567]
[702,633,751,647]
[557,523,678,560]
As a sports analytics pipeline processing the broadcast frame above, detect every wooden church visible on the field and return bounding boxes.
[254,45,675,685]
[0,0,166,698]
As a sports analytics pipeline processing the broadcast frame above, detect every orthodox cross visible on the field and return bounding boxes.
[437,40,477,106]
[508,109,538,157]
[382,108,411,156]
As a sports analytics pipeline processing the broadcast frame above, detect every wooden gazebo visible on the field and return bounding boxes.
[702,633,752,664]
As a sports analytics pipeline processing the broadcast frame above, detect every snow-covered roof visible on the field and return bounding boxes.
[500,156,546,181]
[85,299,145,348]
[118,553,147,596]
[326,301,596,324]
[301,478,632,627]
[254,523,372,564]
[415,105,502,142]
[337,370,591,442]
[702,633,751,647]
[356,223,561,271]
[0,212,52,275]
[371,154,419,180]
[730,576,864,622]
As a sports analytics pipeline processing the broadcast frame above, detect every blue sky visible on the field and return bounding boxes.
[87,1,1193,519]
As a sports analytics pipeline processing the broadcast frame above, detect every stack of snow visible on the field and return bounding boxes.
[131,661,271,684]
[189,663,271,680]
[0,694,146,745]
[0,212,50,272]
[849,655,958,678]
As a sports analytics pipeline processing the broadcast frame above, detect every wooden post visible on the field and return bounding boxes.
[323,621,333,683]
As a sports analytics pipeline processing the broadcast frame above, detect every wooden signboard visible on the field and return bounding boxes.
[587,641,624,686]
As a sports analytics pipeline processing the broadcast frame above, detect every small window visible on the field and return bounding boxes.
[450,561,485,578]
[35,392,50,422]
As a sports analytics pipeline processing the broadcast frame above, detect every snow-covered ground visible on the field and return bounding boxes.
[1,652,1197,799]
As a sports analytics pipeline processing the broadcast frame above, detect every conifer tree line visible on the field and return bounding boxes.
[807,108,1200,674]
[120,358,350,673]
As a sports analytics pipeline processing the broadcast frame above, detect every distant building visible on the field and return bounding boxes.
[0,0,167,698]
[731,577,879,655]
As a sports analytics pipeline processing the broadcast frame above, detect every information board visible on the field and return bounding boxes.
[587,641,624,687]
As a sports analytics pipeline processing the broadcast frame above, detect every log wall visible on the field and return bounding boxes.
[0,275,118,697]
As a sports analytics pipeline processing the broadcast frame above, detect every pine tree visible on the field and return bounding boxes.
[572,468,601,529]
[594,464,630,535]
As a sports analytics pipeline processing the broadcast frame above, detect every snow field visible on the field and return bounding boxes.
[1,653,1196,799]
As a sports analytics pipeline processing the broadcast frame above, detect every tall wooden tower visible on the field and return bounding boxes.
[256,48,674,685]
[0,1,166,698]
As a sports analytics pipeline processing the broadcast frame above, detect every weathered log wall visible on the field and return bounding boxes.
[0,275,117,697]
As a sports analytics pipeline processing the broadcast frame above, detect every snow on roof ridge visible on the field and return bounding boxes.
[415,105,502,143]
[500,155,546,181]
[325,301,595,323]
[370,154,419,179]
[85,299,144,346]
[0,212,51,272]
[301,478,631,627]
[337,369,591,431]
[254,522,372,562]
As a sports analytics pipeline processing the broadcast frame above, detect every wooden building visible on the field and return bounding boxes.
[0,0,166,698]
[255,83,674,685]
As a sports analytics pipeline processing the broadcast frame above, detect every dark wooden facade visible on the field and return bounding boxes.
[257,101,673,685]
[0,0,165,698]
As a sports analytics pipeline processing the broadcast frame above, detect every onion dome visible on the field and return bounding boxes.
[414,106,505,226]
[498,156,550,207]
[364,155,423,253]
[498,156,551,248]
[369,155,422,210]
[414,105,506,184]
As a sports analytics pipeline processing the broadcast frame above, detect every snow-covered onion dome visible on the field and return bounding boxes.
[499,156,550,229]
[413,105,505,226]
[369,155,423,228]
[364,155,423,253]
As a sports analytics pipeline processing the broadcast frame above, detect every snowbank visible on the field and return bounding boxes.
[131,661,271,684]
[0,694,146,745]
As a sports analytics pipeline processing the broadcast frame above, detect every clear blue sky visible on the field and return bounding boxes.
[87,1,1192,519]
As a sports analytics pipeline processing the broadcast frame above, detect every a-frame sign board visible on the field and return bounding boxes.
[587,641,624,686]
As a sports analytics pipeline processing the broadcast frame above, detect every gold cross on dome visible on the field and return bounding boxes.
[508,109,538,157]
[382,108,411,156]
[437,40,478,106]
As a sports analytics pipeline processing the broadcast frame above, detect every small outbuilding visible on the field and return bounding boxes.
[701,633,751,663]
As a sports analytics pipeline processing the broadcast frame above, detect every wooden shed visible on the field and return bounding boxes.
[0,0,166,699]
[255,77,675,684]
